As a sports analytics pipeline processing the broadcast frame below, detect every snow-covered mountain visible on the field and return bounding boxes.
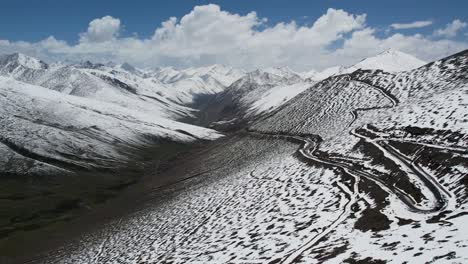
[0,53,234,177]
[0,53,247,120]
[182,64,245,87]
[349,49,426,72]
[245,49,468,262]
[2,49,468,263]
[304,49,426,81]
[196,67,312,128]
[262,66,302,81]
[0,52,49,71]
[308,65,348,81]
[201,49,427,127]
[0,75,222,176]
[199,50,426,129]
[0,50,434,177]
[141,64,245,105]
[39,49,468,264]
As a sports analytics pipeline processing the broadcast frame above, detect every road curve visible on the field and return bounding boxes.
[248,127,455,263]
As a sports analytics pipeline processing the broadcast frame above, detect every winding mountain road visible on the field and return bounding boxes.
[248,128,456,263]
[246,76,459,262]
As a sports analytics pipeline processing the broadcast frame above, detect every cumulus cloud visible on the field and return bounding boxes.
[79,16,121,43]
[146,6,366,69]
[390,20,433,30]
[0,5,467,71]
[433,19,467,38]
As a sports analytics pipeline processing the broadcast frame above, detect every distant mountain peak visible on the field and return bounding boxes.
[208,64,229,71]
[121,62,137,73]
[351,49,426,72]
[0,52,48,70]
[77,60,106,69]
[263,66,298,76]
[234,67,301,88]
[303,49,427,81]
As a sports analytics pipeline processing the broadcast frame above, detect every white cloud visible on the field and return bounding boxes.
[79,16,121,43]
[433,19,467,38]
[0,5,467,71]
[390,20,432,30]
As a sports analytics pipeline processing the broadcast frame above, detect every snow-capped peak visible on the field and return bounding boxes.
[183,64,228,76]
[232,67,301,88]
[305,49,427,81]
[150,67,188,84]
[350,49,426,73]
[0,52,48,70]
[247,69,282,81]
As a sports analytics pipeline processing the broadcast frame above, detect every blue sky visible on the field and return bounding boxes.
[2,0,467,42]
[1,1,467,70]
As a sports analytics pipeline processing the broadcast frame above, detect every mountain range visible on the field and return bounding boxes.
[0,49,427,176]
[1,48,467,263]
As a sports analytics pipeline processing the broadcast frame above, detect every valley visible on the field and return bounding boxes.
[0,49,467,263]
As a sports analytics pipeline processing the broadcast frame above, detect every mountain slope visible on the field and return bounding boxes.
[0,76,222,176]
[246,49,468,262]
[0,54,232,253]
[195,67,312,129]
[0,55,195,120]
